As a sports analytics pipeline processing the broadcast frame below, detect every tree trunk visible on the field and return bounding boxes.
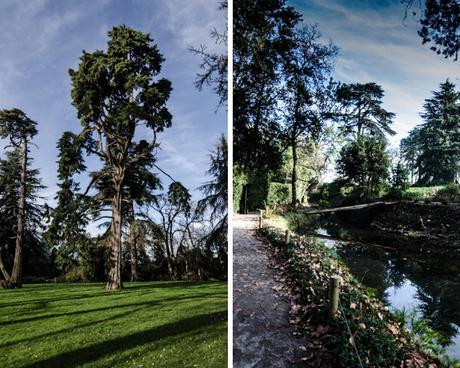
[106,174,124,290]
[0,246,12,288]
[129,232,139,282]
[128,204,139,282]
[10,141,27,288]
[291,136,298,208]
[168,232,176,278]
[164,230,174,278]
[129,240,139,282]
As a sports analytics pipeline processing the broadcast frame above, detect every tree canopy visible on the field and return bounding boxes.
[401,80,460,185]
[68,25,173,289]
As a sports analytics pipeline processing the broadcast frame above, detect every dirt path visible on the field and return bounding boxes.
[233,214,306,368]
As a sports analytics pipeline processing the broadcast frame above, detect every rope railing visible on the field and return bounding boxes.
[260,226,366,367]
[338,295,364,368]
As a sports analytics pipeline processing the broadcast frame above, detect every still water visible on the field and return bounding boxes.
[297,215,460,359]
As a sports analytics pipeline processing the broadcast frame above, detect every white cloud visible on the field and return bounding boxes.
[299,0,460,145]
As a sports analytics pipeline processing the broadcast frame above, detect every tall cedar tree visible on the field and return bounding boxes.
[281,25,337,206]
[234,0,301,172]
[0,109,38,288]
[335,83,396,139]
[403,80,460,185]
[69,26,172,290]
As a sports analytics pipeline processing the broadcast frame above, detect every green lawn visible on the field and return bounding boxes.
[0,281,227,368]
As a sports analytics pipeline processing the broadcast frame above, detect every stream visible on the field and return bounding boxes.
[297,214,460,360]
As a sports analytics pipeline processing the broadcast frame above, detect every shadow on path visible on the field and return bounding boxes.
[233,214,306,368]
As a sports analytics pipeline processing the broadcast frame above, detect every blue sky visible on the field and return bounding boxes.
[0,0,226,211]
[290,0,460,147]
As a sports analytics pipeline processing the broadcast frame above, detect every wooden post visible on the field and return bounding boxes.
[284,230,290,245]
[328,275,341,317]
[258,214,262,229]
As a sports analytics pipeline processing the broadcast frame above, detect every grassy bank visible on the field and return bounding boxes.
[258,226,458,367]
[0,281,227,368]
[401,185,460,203]
[311,183,460,208]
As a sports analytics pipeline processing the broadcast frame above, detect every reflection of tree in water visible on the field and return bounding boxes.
[339,244,460,345]
[416,286,459,344]
[395,255,460,344]
[299,214,460,348]
[335,245,393,301]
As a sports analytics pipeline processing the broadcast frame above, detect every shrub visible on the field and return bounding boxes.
[433,184,460,203]
[233,166,248,213]
[267,182,291,206]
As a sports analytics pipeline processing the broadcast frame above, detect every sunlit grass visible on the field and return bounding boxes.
[0,281,227,368]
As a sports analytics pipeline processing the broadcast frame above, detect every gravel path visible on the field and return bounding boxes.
[233,214,306,368]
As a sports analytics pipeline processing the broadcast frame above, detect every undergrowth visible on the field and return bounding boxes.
[259,226,457,368]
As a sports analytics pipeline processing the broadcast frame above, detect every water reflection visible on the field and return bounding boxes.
[296,215,460,359]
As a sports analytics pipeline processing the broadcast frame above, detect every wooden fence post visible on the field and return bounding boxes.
[328,275,341,317]
[284,229,290,245]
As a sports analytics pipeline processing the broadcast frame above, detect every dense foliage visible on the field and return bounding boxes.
[0,109,40,288]
[405,0,460,60]
[336,135,391,196]
[401,80,460,185]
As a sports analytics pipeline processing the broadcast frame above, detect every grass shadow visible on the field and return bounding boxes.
[21,310,227,368]
[0,291,223,327]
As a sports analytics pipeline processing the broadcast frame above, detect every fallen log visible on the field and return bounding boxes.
[301,201,398,215]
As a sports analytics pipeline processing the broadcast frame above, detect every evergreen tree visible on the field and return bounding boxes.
[91,143,162,282]
[69,26,173,289]
[418,80,460,184]
[335,83,396,139]
[45,131,91,275]
[391,160,410,192]
[0,150,45,287]
[401,80,460,185]
[400,127,422,184]
[0,108,38,288]
[197,135,227,277]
